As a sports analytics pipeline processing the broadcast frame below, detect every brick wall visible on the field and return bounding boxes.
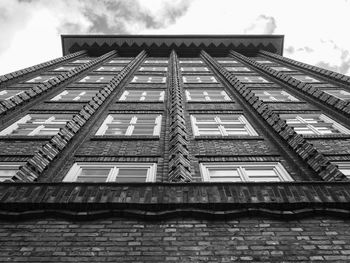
[1,217,350,262]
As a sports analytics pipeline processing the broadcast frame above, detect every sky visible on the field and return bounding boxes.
[0,0,349,76]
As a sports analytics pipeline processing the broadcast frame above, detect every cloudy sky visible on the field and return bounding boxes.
[0,0,349,75]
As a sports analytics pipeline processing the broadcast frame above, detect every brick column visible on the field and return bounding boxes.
[255,51,350,116]
[200,50,345,181]
[168,50,192,182]
[14,50,147,182]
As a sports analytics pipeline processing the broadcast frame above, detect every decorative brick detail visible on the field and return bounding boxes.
[200,50,345,181]
[259,50,350,116]
[14,50,147,182]
[0,50,86,87]
[168,50,192,182]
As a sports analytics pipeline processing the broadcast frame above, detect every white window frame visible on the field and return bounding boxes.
[200,162,293,182]
[0,114,71,136]
[139,67,168,72]
[291,75,320,83]
[95,66,124,72]
[180,67,209,72]
[0,90,25,101]
[144,60,168,64]
[253,90,299,102]
[182,76,217,83]
[119,90,165,101]
[26,76,56,83]
[190,115,258,136]
[131,76,166,83]
[281,114,350,135]
[96,114,162,136]
[79,76,113,83]
[185,90,230,101]
[270,67,293,72]
[179,60,203,64]
[51,90,98,101]
[217,60,238,64]
[323,89,350,101]
[63,163,157,182]
[236,76,269,83]
[225,67,251,72]
[255,60,273,64]
[108,60,131,64]
[0,162,24,182]
[333,162,350,178]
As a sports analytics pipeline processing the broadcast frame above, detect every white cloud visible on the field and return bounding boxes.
[0,0,350,76]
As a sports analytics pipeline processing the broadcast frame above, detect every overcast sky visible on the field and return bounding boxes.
[0,0,349,76]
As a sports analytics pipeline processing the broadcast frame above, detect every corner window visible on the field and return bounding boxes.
[95,66,124,72]
[139,67,167,72]
[252,90,299,102]
[181,67,209,72]
[323,89,350,101]
[0,163,24,182]
[96,114,162,136]
[200,162,292,182]
[185,90,230,101]
[119,90,165,101]
[236,76,269,83]
[26,76,56,83]
[63,163,156,182]
[0,114,72,136]
[131,76,166,83]
[226,67,251,72]
[182,76,217,83]
[191,114,258,136]
[291,75,320,83]
[0,90,25,101]
[54,66,76,71]
[51,90,98,101]
[79,75,114,83]
[280,114,350,135]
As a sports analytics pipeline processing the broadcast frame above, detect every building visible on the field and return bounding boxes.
[0,34,350,262]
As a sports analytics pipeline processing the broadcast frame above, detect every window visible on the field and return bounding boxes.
[131,76,166,83]
[51,90,98,101]
[291,75,320,83]
[96,114,162,136]
[323,89,350,101]
[270,66,293,72]
[54,66,76,71]
[0,163,24,182]
[185,90,230,101]
[119,90,165,101]
[181,67,209,72]
[144,60,168,64]
[26,76,56,83]
[179,60,203,64]
[280,114,350,135]
[255,60,273,64]
[0,114,72,136]
[200,162,292,182]
[63,163,156,182]
[333,162,350,178]
[79,75,114,83]
[226,67,251,72]
[0,90,25,101]
[71,59,91,64]
[217,60,238,64]
[95,66,124,72]
[253,90,299,102]
[182,76,217,83]
[108,59,131,64]
[236,76,269,83]
[191,114,258,136]
[139,67,168,72]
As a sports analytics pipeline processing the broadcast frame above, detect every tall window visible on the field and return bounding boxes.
[51,90,98,101]
[26,76,56,83]
[185,90,230,101]
[0,90,25,101]
[0,114,72,136]
[95,66,124,72]
[131,76,166,83]
[191,114,258,136]
[291,75,320,83]
[270,67,293,72]
[0,163,24,182]
[236,76,269,83]
[96,114,162,136]
[181,67,209,72]
[323,89,350,101]
[226,67,251,72]
[63,163,157,182]
[200,162,292,182]
[79,75,114,83]
[139,67,167,72]
[119,90,165,101]
[253,90,299,102]
[54,66,76,71]
[182,76,217,83]
[280,114,350,135]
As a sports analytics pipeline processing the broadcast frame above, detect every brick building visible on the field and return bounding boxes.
[0,35,350,262]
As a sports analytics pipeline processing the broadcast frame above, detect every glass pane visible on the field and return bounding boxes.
[0,169,17,178]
